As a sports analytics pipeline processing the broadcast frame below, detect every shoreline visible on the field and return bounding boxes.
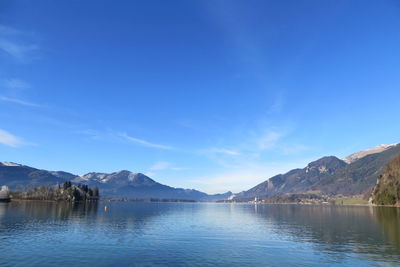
[6,198,400,207]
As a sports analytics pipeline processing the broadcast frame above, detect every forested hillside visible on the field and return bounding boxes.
[372,154,400,205]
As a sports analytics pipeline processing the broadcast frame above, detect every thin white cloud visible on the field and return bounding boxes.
[193,125,313,192]
[208,148,241,156]
[0,39,38,60]
[0,25,39,61]
[149,161,171,171]
[149,161,189,172]
[118,132,174,150]
[0,96,41,107]
[258,131,282,150]
[171,167,189,171]
[0,129,24,147]
[76,129,102,140]
[201,127,286,164]
[198,128,285,170]
[76,129,176,151]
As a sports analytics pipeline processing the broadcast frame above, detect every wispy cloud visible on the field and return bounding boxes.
[0,96,42,107]
[0,39,38,61]
[0,129,24,147]
[0,25,39,62]
[76,129,104,140]
[207,148,241,156]
[258,131,282,150]
[119,132,174,150]
[149,161,171,171]
[0,79,42,107]
[201,128,285,165]
[77,129,175,150]
[145,161,188,179]
[195,125,311,192]
[171,167,189,171]
[148,161,188,172]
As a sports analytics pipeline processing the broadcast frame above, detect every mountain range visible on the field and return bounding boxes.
[1,143,399,202]
[0,163,232,201]
[231,143,400,201]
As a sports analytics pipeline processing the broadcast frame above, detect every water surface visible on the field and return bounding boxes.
[0,202,399,266]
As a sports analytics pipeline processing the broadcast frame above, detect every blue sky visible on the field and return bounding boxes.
[1,0,400,193]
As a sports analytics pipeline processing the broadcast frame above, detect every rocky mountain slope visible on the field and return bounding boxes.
[342,144,397,164]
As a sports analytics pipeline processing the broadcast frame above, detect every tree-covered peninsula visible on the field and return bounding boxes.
[10,181,99,202]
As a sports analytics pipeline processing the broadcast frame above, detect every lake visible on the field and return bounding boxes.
[0,202,399,266]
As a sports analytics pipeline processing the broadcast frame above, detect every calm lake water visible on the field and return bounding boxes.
[0,202,399,266]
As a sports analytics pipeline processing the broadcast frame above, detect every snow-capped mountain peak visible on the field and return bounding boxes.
[75,171,157,186]
[0,162,22,167]
[342,143,398,164]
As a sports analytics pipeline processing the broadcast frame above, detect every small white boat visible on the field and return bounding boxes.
[0,186,10,202]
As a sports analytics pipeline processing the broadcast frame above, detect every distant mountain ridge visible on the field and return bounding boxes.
[1,143,399,202]
[0,163,66,189]
[0,163,231,201]
[232,143,400,201]
[72,170,229,201]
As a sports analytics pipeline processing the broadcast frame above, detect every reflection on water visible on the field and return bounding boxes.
[1,201,99,219]
[250,205,400,263]
[375,207,400,248]
[0,202,399,266]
